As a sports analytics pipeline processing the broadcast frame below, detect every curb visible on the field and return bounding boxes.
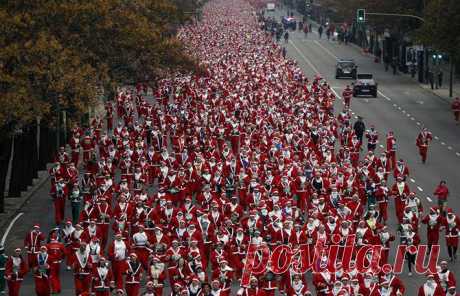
[0,171,50,235]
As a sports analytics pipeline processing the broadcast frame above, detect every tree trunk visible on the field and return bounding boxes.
[450,58,454,97]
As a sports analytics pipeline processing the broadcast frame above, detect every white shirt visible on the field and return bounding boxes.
[114,240,126,260]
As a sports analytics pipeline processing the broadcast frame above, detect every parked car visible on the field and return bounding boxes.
[335,59,357,79]
[352,74,378,97]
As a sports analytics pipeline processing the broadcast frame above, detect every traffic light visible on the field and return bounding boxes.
[357,9,365,23]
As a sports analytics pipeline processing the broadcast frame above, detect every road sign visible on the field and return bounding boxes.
[357,9,365,23]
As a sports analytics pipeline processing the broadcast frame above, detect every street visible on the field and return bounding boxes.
[1,3,460,296]
[276,6,460,292]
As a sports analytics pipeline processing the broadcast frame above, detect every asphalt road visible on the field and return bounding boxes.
[2,6,460,296]
[274,7,460,292]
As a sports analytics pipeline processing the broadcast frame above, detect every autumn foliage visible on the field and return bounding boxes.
[0,0,199,131]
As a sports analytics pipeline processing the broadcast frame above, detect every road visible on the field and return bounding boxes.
[276,7,460,292]
[2,6,460,296]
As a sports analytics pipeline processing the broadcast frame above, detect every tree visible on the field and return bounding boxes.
[419,0,460,96]
[0,0,200,212]
[0,0,198,130]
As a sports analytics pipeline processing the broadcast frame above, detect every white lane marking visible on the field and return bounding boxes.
[426,196,433,202]
[456,152,460,156]
[289,40,320,74]
[434,136,439,140]
[410,178,415,183]
[411,117,415,121]
[402,110,406,113]
[441,142,446,145]
[351,112,355,115]
[354,116,358,119]
[398,107,402,110]
[416,122,421,125]
[330,88,341,100]
[1,212,24,245]
[379,144,384,148]
[393,104,397,107]
[417,186,424,192]
[448,146,453,150]
[314,40,338,60]
[377,90,392,101]
[406,114,411,117]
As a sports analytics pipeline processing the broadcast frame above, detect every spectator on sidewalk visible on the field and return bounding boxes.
[384,55,390,71]
[429,71,435,89]
[451,97,460,123]
[391,57,398,75]
[318,25,323,38]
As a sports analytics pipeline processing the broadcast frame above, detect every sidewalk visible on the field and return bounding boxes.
[0,169,50,235]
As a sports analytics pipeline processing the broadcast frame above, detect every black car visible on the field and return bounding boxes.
[335,59,357,79]
[353,74,378,97]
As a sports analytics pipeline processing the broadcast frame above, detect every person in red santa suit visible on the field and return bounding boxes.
[211,259,233,296]
[230,227,248,277]
[81,132,95,163]
[24,224,46,269]
[286,273,310,296]
[73,242,93,296]
[328,280,347,296]
[131,225,152,270]
[91,256,114,296]
[418,274,444,296]
[446,286,460,296]
[434,180,450,216]
[151,226,170,257]
[124,253,144,296]
[108,233,129,289]
[147,256,166,295]
[5,248,28,296]
[349,277,370,296]
[49,162,66,186]
[168,257,190,287]
[386,131,397,170]
[81,219,103,244]
[313,269,335,296]
[380,270,405,295]
[95,198,112,249]
[46,233,65,293]
[50,177,69,225]
[69,133,81,166]
[375,179,389,224]
[260,270,280,296]
[369,281,395,296]
[422,207,446,252]
[237,277,267,296]
[445,208,460,261]
[342,85,353,108]
[61,219,76,269]
[416,128,433,164]
[374,225,394,266]
[105,101,114,131]
[435,260,457,292]
[390,176,410,223]
[210,242,229,271]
